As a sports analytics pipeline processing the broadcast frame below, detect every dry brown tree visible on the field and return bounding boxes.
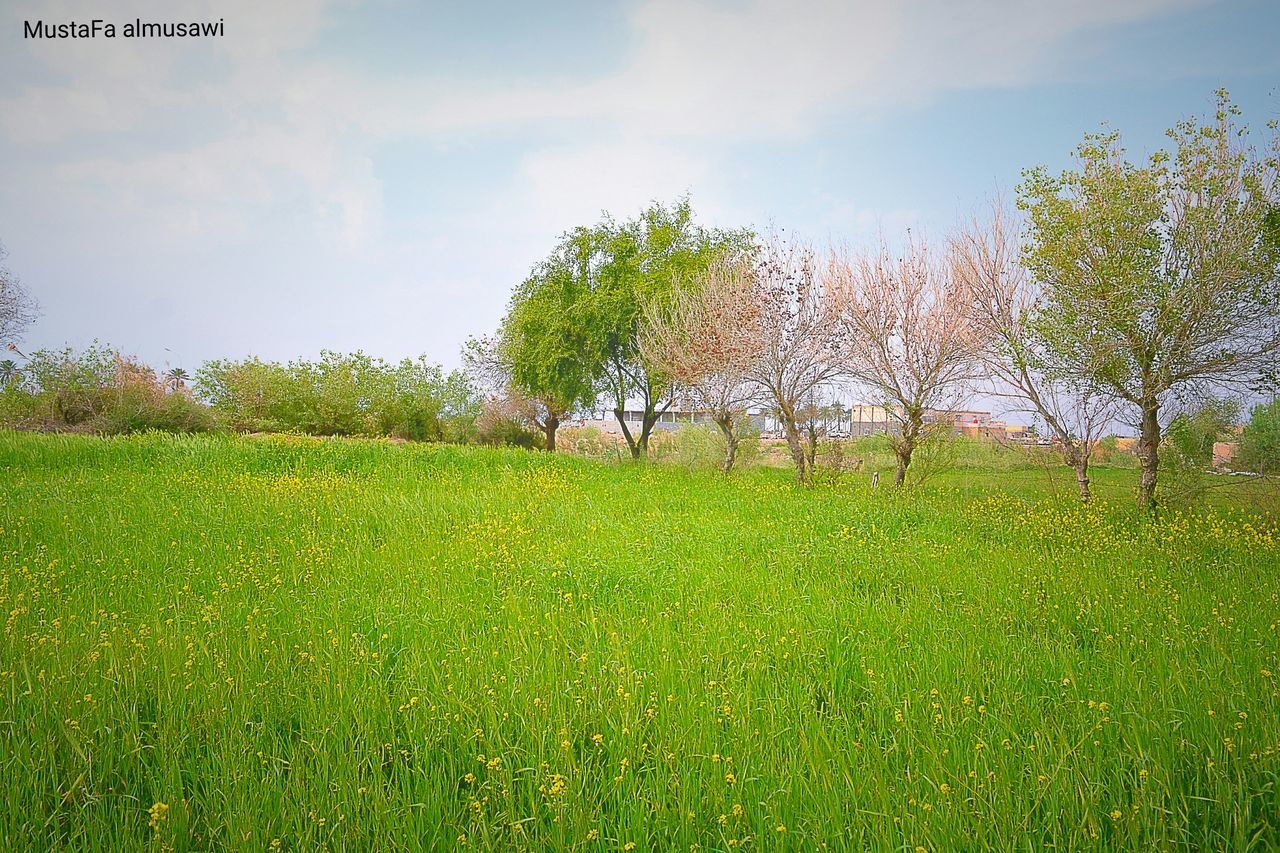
[952,202,1121,501]
[831,233,985,487]
[462,334,569,451]
[639,257,766,472]
[0,241,38,346]
[745,233,842,485]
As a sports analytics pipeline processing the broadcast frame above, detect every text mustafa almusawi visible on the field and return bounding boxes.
[24,19,224,39]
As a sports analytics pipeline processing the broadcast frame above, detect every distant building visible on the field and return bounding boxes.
[579,408,768,434]
[923,409,1011,439]
[758,404,894,438]
[1213,441,1238,469]
[577,403,1031,442]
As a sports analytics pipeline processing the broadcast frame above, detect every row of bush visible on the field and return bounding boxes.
[0,345,215,434]
[2,344,1277,479]
[0,345,500,444]
[195,352,480,442]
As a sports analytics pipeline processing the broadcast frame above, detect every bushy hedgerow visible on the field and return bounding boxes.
[0,343,215,435]
[194,351,480,441]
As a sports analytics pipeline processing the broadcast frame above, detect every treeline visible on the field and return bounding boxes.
[195,353,479,441]
[0,346,514,445]
[473,91,1280,507]
[0,344,215,434]
[2,91,1279,509]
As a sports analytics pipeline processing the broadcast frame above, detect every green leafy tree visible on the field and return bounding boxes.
[1019,91,1280,509]
[497,198,748,456]
[587,199,751,459]
[196,352,472,441]
[1164,398,1242,468]
[494,248,600,451]
[1237,399,1280,474]
[196,357,295,432]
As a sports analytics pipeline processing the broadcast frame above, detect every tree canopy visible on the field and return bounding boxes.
[498,197,751,457]
[1019,90,1280,508]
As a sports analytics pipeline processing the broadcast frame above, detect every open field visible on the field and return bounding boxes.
[2,432,1279,850]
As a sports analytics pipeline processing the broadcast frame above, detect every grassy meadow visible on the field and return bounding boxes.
[2,431,1279,851]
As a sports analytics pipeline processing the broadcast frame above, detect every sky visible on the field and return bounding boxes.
[1,0,1278,379]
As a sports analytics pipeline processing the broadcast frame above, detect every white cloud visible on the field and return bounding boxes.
[513,140,709,233]
[359,0,1209,140]
[0,0,1215,366]
[5,0,1209,145]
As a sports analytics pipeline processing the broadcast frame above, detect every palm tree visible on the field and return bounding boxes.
[165,367,190,392]
[0,359,17,385]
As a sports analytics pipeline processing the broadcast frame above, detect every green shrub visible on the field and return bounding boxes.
[1237,399,1280,473]
[1160,398,1243,505]
[651,424,724,469]
[0,381,37,427]
[0,344,216,435]
[558,425,616,459]
[196,351,481,441]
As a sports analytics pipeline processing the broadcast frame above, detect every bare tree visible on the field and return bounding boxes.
[462,334,571,451]
[639,257,766,472]
[0,242,38,345]
[953,202,1121,501]
[831,233,984,487]
[745,233,841,485]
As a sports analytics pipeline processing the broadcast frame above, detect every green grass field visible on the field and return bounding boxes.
[2,432,1278,851]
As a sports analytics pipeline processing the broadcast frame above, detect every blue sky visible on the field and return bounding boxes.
[1,0,1278,377]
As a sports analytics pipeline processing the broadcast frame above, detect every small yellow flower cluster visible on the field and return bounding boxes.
[148,801,168,831]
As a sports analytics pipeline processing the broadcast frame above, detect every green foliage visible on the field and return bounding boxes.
[1019,91,1280,507]
[498,236,601,420]
[472,394,543,449]
[557,425,617,460]
[1237,399,1280,472]
[733,418,762,467]
[649,423,725,468]
[498,198,751,453]
[2,432,1278,849]
[0,343,215,434]
[0,380,37,425]
[590,199,751,403]
[1019,93,1280,404]
[195,351,479,441]
[1165,398,1241,468]
[1159,398,1243,506]
[21,342,118,425]
[634,418,761,470]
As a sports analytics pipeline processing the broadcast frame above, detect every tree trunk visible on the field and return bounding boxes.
[1136,399,1161,511]
[806,421,818,474]
[543,413,560,452]
[780,405,809,485]
[714,413,738,473]
[893,440,913,487]
[614,408,640,459]
[894,413,921,487]
[637,410,659,460]
[1071,449,1092,503]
